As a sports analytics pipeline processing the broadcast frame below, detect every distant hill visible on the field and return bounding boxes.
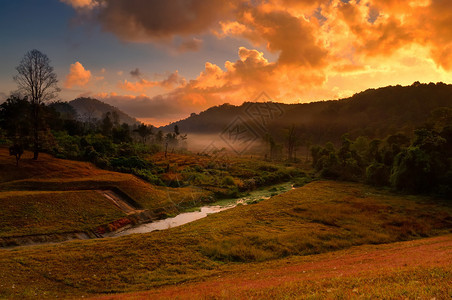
[67,98,139,126]
[161,82,452,144]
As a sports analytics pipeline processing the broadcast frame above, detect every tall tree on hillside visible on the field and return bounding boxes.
[285,124,300,162]
[134,124,154,144]
[102,112,114,137]
[164,125,186,158]
[0,96,31,166]
[0,96,31,142]
[156,130,164,145]
[14,49,60,160]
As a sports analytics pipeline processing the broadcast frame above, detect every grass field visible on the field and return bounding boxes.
[0,148,211,238]
[95,235,452,299]
[0,180,450,298]
[0,191,125,238]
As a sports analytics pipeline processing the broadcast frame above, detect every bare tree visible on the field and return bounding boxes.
[14,49,60,160]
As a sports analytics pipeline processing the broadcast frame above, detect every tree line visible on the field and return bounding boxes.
[310,107,452,197]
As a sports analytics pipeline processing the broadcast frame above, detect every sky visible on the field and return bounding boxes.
[1,0,452,126]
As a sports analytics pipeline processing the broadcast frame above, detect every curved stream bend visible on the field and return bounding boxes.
[111,182,294,237]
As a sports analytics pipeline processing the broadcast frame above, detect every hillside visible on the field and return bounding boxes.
[0,180,451,298]
[97,235,452,299]
[68,97,139,126]
[0,148,209,246]
[162,82,452,144]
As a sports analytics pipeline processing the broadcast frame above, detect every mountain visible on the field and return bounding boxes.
[68,98,140,126]
[161,82,452,144]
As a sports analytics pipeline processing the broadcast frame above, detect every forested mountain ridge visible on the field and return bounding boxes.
[161,82,452,144]
[67,97,139,126]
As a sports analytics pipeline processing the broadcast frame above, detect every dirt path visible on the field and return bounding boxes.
[93,234,452,299]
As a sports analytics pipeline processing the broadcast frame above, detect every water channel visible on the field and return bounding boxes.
[113,182,294,237]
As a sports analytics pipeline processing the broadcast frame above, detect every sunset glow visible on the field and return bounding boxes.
[1,0,452,125]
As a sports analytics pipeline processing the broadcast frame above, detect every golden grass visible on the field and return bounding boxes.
[0,191,125,237]
[0,181,450,298]
[99,235,452,299]
[0,148,211,217]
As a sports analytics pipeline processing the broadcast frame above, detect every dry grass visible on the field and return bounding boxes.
[0,191,125,237]
[97,235,452,299]
[0,180,451,298]
[0,147,211,218]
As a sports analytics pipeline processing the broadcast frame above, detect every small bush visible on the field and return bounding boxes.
[132,168,164,186]
[222,176,236,186]
[366,163,390,186]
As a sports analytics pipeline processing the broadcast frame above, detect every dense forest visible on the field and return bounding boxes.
[164,82,452,144]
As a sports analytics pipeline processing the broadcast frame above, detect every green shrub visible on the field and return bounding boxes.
[366,163,390,186]
[222,176,236,186]
[110,156,150,170]
[132,168,164,186]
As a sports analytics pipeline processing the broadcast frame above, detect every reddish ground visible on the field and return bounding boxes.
[93,234,452,299]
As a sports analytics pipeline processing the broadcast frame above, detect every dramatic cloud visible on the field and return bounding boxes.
[89,0,238,42]
[63,0,452,124]
[64,62,92,89]
[230,7,328,68]
[62,0,452,70]
[102,47,328,125]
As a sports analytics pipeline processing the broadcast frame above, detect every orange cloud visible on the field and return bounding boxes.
[66,0,452,125]
[60,0,95,9]
[63,0,452,70]
[64,62,92,89]
[101,47,328,125]
[118,71,186,92]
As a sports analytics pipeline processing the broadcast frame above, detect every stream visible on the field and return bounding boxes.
[112,182,294,237]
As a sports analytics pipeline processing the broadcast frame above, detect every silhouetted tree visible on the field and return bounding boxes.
[156,130,164,145]
[0,96,31,143]
[14,49,60,160]
[134,124,153,144]
[102,112,113,136]
[9,144,24,167]
[164,126,186,157]
[164,132,174,158]
[285,125,297,162]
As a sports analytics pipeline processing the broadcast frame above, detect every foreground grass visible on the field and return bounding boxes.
[98,235,452,299]
[0,181,451,298]
[0,191,125,238]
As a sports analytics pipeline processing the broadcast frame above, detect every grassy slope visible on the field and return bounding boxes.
[0,180,450,298]
[0,148,208,209]
[0,191,125,237]
[0,148,209,237]
[96,235,452,299]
